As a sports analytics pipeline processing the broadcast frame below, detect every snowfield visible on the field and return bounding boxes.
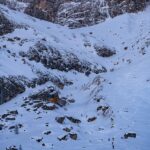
[0,4,150,150]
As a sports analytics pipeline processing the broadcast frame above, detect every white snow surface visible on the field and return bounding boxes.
[0,4,150,150]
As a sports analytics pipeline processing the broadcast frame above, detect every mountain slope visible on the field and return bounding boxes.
[0,4,150,150]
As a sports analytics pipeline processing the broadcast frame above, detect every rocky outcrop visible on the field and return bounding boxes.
[0,73,68,105]
[0,0,148,28]
[0,0,147,28]
[108,0,146,17]
[0,0,32,11]
[0,12,14,35]
[94,45,116,57]
[0,76,25,104]
[19,42,106,74]
[24,0,147,28]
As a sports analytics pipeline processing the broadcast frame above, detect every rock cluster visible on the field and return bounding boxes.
[94,45,116,57]
[20,42,106,74]
[0,76,25,104]
[0,12,14,35]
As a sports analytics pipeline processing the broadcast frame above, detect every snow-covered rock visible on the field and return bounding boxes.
[25,0,147,28]
[0,12,14,35]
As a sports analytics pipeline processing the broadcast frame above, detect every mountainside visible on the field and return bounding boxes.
[0,2,150,150]
[0,0,147,28]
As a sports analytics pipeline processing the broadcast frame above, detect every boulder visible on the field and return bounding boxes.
[55,116,65,124]
[69,133,77,140]
[124,133,136,139]
[94,45,116,57]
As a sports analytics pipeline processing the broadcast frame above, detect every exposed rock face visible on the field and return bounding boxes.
[25,0,59,22]
[94,45,116,57]
[0,0,32,11]
[108,0,146,17]
[0,0,148,28]
[19,42,106,74]
[0,74,67,105]
[0,76,25,104]
[0,12,14,35]
[25,0,147,28]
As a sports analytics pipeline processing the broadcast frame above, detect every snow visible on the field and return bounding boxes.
[0,4,150,150]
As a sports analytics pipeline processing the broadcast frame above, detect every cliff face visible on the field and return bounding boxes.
[0,0,147,28]
[25,0,146,28]
[108,0,146,17]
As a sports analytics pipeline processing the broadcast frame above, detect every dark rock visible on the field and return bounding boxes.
[68,99,75,103]
[124,133,136,139]
[42,105,57,110]
[29,86,58,101]
[33,103,44,109]
[6,145,18,150]
[69,133,77,140]
[57,134,68,141]
[44,131,51,135]
[9,124,23,130]
[0,12,14,36]
[0,124,4,130]
[57,98,67,107]
[9,110,18,115]
[97,106,109,112]
[97,105,113,117]
[94,45,116,57]
[2,113,10,119]
[9,126,16,130]
[36,137,43,143]
[0,76,25,105]
[66,116,81,124]
[87,117,97,122]
[5,117,16,121]
[21,42,104,74]
[21,103,27,107]
[55,116,65,124]
[63,127,72,133]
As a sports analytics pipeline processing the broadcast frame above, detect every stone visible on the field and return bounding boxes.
[87,117,97,122]
[124,133,136,139]
[55,116,65,124]
[42,105,57,110]
[66,116,81,124]
[69,133,77,140]
[44,131,51,135]
[57,134,68,141]
[94,45,116,57]
[63,127,72,132]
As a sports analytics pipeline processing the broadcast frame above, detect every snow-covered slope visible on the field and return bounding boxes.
[0,4,150,150]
